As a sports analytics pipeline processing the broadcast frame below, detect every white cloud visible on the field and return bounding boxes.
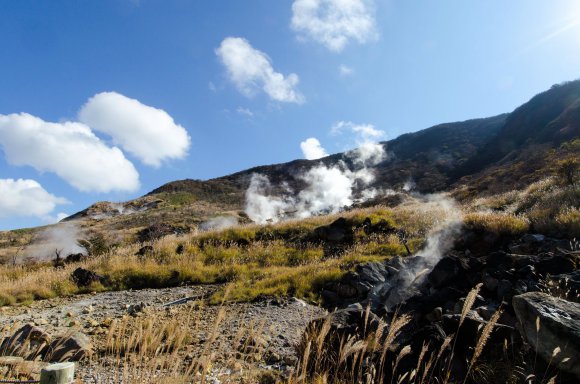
[236,107,254,117]
[0,179,69,219]
[0,113,140,193]
[291,0,378,52]
[79,92,191,168]
[216,37,305,104]
[339,64,354,76]
[300,137,328,160]
[331,121,384,139]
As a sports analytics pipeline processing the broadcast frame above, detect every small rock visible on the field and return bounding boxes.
[82,305,94,314]
[34,318,49,326]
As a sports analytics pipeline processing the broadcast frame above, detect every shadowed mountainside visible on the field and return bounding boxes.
[148,80,580,205]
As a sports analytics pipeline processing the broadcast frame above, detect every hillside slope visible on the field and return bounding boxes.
[57,80,580,233]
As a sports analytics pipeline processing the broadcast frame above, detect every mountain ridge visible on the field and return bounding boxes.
[63,80,580,225]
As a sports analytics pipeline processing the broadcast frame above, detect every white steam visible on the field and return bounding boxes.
[245,134,387,224]
[199,216,239,231]
[23,222,85,262]
[382,194,463,309]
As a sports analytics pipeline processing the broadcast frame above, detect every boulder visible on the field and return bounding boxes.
[312,218,354,245]
[65,253,87,263]
[535,254,576,276]
[135,245,154,257]
[513,292,580,377]
[0,324,51,360]
[427,255,470,289]
[71,268,102,287]
[46,332,92,362]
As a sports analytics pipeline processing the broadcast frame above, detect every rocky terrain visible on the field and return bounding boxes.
[1,285,326,383]
[302,231,580,383]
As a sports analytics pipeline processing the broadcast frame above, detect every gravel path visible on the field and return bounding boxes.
[0,286,327,383]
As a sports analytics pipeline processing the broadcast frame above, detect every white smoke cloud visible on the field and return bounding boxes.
[291,0,378,52]
[0,179,69,220]
[0,113,140,193]
[216,37,305,104]
[295,165,354,217]
[332,121,387,166]
[245,174,295,224]
[79,92,191,168]
[382,194,463,309]
[199,216,239,231]
[300,137,328,160]
[23,222,86,261]
[246,124,388,223]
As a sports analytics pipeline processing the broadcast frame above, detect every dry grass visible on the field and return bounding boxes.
[0,204,434,307]
[464,212,530,236]
[467,177,579,238]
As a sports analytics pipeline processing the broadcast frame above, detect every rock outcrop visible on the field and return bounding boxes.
[513,292,580,377]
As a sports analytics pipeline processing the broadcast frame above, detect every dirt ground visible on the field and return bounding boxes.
[0,285,327,383]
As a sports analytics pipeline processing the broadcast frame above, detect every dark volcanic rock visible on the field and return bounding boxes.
[65,253,88,263]
[71,268,102,287]
[513,292,580,377]
[427,255,471,289]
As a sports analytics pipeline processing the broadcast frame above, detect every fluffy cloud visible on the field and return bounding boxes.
[0,178,69,219]
[0,113,140,193]
[79,92,191,168]
[216,37,305,104]
[300,137,328,160]
[291,0,378,52]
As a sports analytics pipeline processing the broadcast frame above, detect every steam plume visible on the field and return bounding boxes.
[23,222,85,262]
[382,194,463,309]
[245,137,387,224]
[199,216,239,231]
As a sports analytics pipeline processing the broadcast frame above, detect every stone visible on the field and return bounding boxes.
[71,268,102,287]
[428,255,470,289]
[496,279,513,300]
[82,306,93,314]
[483,273,499,292]
[535,254,576,276]
[522,234,546,244]
[127,302,148,316]
[513,292,580,377]
[47,332,92,362]
[34,318,49,326]
[0,324,51,360]
[65,253,88,263]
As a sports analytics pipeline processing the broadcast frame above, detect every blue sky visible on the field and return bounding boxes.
[0,0,579,230]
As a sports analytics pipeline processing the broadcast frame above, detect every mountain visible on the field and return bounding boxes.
[63,80,580,227]
[148,80,580,205]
